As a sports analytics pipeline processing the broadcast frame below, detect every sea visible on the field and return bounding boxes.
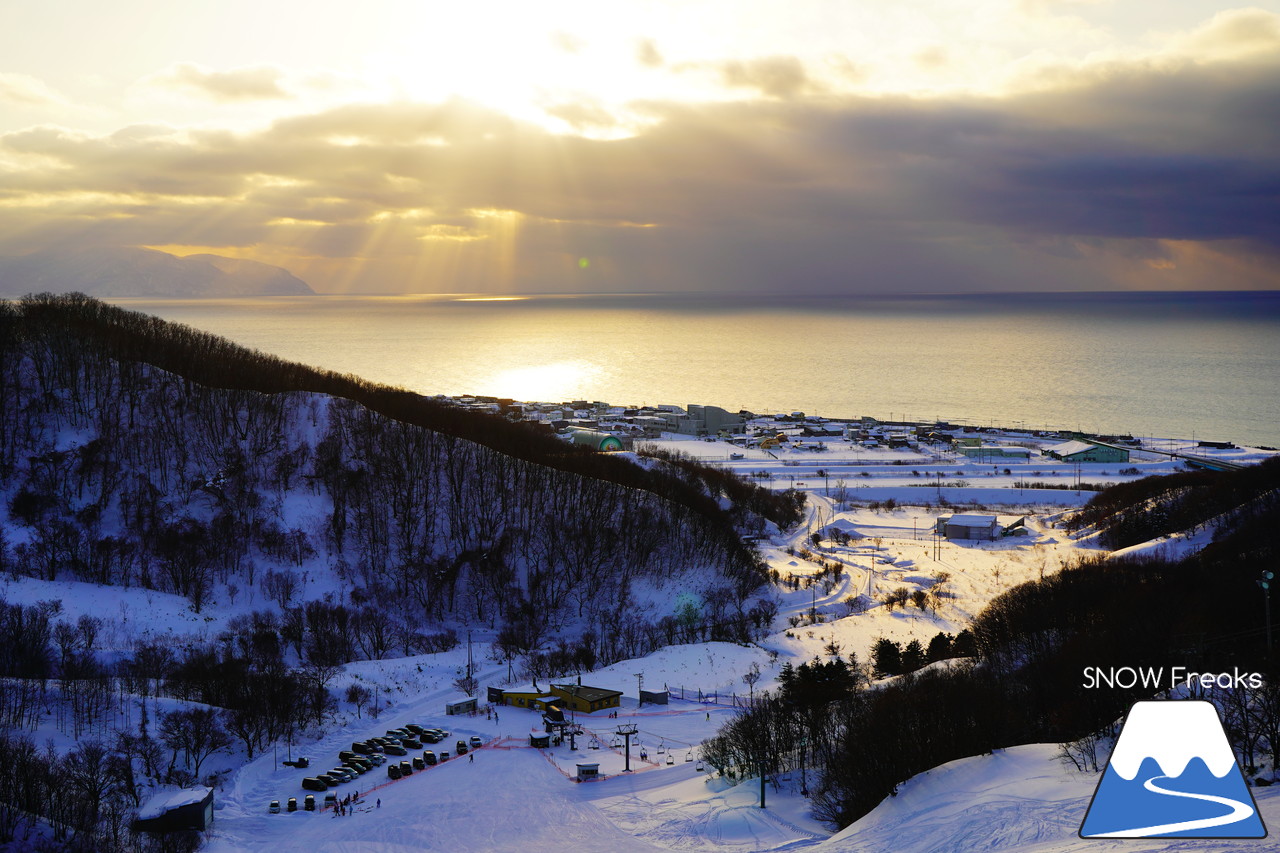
[107,291,1280,448]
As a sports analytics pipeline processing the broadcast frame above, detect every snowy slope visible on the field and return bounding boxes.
[824,744,1280,853]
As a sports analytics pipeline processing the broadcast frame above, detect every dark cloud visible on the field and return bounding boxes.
[2,50,1278,293]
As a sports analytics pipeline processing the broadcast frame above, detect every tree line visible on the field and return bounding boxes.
[0,293,791,660]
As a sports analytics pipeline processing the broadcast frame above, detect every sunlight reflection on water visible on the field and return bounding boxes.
[108,293,1280,446]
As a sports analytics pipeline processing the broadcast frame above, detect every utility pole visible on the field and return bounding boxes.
[616,724,638,772]
[759,758,767,808]
[635,672,644,708]
[1260,570,1275,653]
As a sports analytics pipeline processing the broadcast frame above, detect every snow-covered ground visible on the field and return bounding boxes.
[10,427,1278,852]
[189,449,1191,852]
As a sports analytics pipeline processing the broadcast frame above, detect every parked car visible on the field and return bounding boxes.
[368,753,387,766]
[301,777,327,792]
[387,765,402,780]
[469,736,483,749]
[402,737,423,749]
[405,723,426,736]
[269,800,280,814]
[423,728,448,743]
[287,798,297,812]
[304,795,316,811]
[412,756,425,770]
[423,751,437,766]
[455,740,468,755]
[353,741,374,755]
[383,743,407,756]
[328,768,354,783]
[317,774,338,788]
[324,793,337,809]
[339,750,357,762]
[439,751,450,761]
[399,760,413,776]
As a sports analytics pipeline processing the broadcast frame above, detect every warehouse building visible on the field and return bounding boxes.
[1045,440,1130,464]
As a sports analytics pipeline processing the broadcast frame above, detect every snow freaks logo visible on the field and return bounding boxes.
[1079,700,1267,839]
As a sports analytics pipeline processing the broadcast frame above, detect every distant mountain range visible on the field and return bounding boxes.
[0,246,314,297]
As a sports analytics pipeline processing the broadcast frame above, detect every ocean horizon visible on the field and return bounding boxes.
[105,290,1280,447]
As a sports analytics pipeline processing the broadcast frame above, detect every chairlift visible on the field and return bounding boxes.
[685,750,693,762]
[589,738,601,750]
[696,759,706,772]
[666,753,675,765]
[610,736,622,749]
[656,740,665,754]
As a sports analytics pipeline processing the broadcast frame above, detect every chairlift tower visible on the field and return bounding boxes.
[615,723,638,772]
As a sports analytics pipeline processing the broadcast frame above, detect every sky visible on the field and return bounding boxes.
[1,0,1278,294]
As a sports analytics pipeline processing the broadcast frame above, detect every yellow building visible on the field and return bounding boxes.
[549,683,623,714]
[499,687,559,711]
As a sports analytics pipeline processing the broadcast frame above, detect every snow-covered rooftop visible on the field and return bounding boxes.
[138,787,211,820]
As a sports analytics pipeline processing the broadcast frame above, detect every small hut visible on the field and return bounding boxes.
[133,788,214,834]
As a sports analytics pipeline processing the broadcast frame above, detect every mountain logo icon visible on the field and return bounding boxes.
[1079,700,1267,838]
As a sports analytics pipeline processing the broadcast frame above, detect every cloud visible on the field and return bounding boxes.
[1168,8,1280,61]
[148,62,291,102]
[551,31,585,54]
[2,45,1278,293]
[719,56,818,98]
[0,73,70,108]
[636,38,664,68]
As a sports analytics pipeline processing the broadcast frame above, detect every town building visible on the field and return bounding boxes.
[658,404,744,436]
[956,445,1034,460]
[1045,440,1130,464]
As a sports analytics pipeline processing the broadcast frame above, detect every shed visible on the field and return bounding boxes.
[576,762,600,781]
[445,697,478,716]
[639,688,669,706]
[133,787,213,834]
[530,733,551,748]
[936,513,1001,541]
